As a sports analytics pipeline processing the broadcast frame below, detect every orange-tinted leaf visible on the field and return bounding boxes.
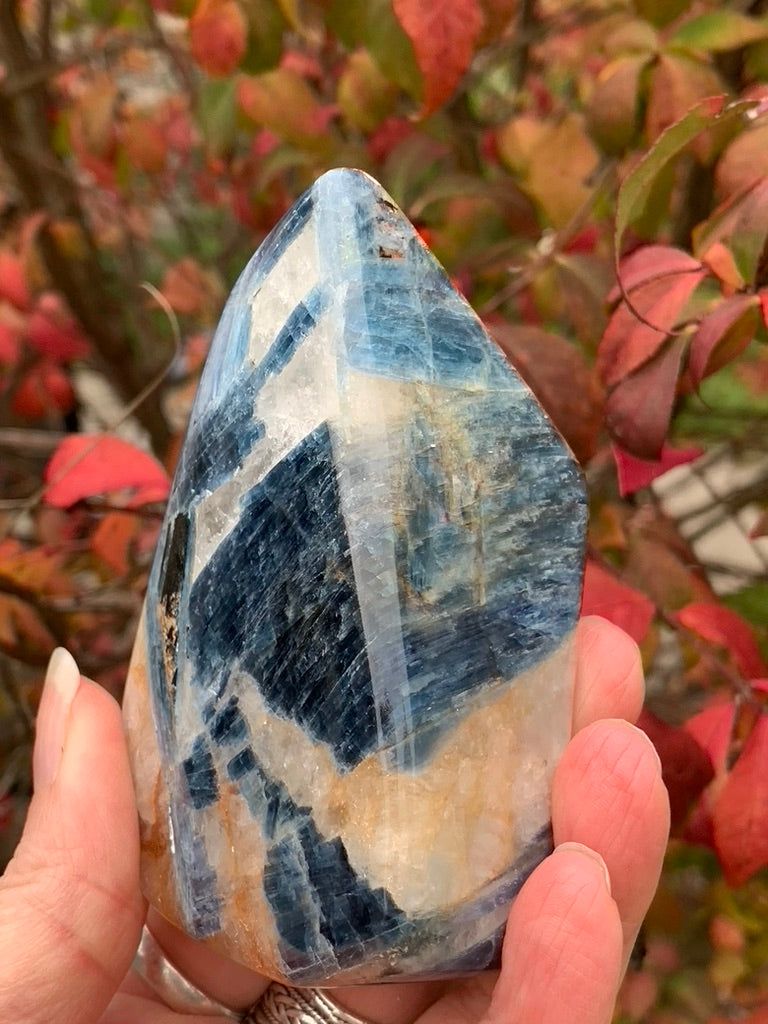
[337,50,398,132]
[392,0,484,117]
[0,546,72,597]
[68,71,119,160]
[0,593,56,664]
[477,0,516,44]
[92,511,139,576]
[161,258,224,318]
[677,601,767,679]
[715,124,768,199]
[237,69,332,147]
[489,323,603,464]
[712,714,768,886]
[702,240,745,292]
[688,294,759,389]
[638,707,714,829]
[43,435,170,509]
[495,113,547,175]
[613,443,703,496]
[604,335,687,460]
[587,53,649,155]
[525,114,600,228]
[121,112,169,174]
[694,178,768,287]
[645,53,724,150]
[581,559,655,643]
[189,0,247,78]
[599,267,705,389]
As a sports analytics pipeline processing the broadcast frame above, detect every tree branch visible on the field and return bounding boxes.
[0,6,171,453]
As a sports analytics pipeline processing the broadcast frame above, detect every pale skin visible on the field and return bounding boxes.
[0,615,669,1024]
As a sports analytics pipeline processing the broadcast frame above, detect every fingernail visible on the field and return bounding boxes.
[34,648,81,789]
[554,842,612,895]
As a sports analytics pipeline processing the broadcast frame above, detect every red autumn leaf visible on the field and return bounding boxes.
[366,117,415,162]
[688,294,760,389]
[609,245,704,301]
[189,0,247,78]
[392,0,484,117]
[638,707,714,830]
[489,323,603,464]
[0,250,31,311]
[581,559,655,644]
[740,1004,768,1024]
[761,290,768,328]
[677,601,767,680]
[613,443,703,496]
[683,700,736,848]
[604,335,687,460]
[12,362,75,420]
[599,267,706,389]
[0,322,21,364]
[43,435,170,509]
[685,701,736,776]
[712,714,768,886]
[26,293,90,361]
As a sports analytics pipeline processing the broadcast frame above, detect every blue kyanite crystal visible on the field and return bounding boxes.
[123,168,587,986]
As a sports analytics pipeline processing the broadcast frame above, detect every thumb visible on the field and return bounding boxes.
[0,649,145,1024]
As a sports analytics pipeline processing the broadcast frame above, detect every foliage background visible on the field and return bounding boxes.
[1,0,768,1019]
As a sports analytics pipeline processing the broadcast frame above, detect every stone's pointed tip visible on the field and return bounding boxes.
[315,166,395,206]
[124,166,587,987]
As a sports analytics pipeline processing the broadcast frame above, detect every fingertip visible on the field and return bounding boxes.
[490,843,623,1024]
[573,617,645,732]
[553,718,670,964]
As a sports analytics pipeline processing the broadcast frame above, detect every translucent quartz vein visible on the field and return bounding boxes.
[123,168,587,986]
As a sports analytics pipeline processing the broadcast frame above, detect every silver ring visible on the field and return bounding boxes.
[247,984,374,1024]
[132,925,241,1019]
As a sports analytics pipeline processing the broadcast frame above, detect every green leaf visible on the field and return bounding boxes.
[723,583,768,633]
[240,0,286,74]
[197,78,238,158]
[615,98,755,261]
[632,0,690,29]
[328,0,421,100]
[671,12,768,53]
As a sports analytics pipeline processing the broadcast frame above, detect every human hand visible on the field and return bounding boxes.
[0,615,669,1024]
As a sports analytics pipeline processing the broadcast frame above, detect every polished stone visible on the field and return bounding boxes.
[123,168,587,986]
